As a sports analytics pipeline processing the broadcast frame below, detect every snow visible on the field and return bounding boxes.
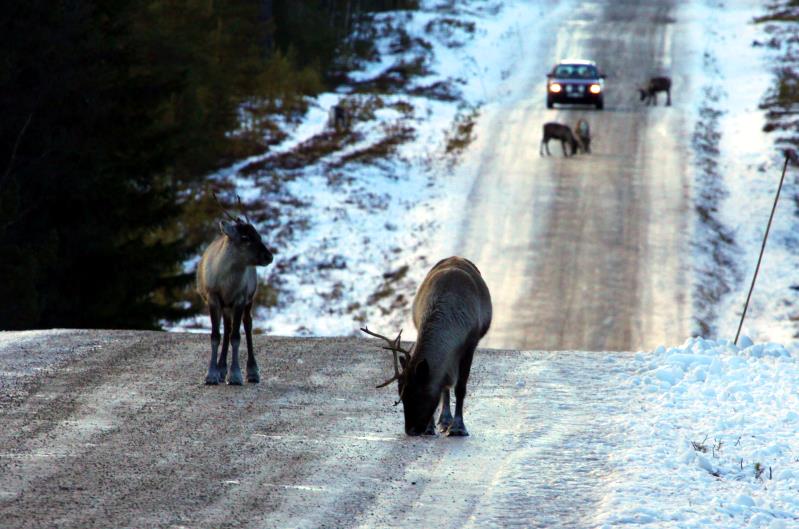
[0,329,71,350]
[597,337,799,528]
[684,0,799,343]
[173,0,576,337]
[177,0,799,344]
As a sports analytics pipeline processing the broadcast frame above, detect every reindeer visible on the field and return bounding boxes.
[540,122,579,157]
[575,119,591,154]
[362,257,492,437]
[328,102,351,132]
[639,76,672,106]
[197,194,273,385]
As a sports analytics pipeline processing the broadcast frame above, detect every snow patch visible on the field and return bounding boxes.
[596,337,799,528]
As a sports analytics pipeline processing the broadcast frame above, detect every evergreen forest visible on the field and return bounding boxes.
[0,0,418,330]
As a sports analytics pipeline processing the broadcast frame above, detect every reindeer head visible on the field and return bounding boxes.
[638,87,648,101]
[361,327,438,436]
[215,192,273,267]
[398,357,439,435]
[569,135,580,156]
[220,220,273,266]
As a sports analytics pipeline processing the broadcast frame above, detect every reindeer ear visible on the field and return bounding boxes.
[414,359,429,381]
[219,221,239,240]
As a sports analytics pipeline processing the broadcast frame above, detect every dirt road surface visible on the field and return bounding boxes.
[455,0,693,351]
[0,330,630,529]
[1,1,701,527]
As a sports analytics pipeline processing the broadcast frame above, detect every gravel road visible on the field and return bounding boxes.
[0,0,702,526]
[455,0,693,351]
[0,330,630,529]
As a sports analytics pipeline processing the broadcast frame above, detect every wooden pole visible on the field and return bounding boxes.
[734,154,791,345]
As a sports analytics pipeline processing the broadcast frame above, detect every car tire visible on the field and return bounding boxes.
[547,97,554,109]
[596,99,604,110]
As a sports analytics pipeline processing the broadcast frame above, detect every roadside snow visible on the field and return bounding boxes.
[175,0,573,337]
[597,338,799,528]
[685,0,799,343]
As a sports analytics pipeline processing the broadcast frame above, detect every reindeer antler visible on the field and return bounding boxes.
[360,326,413,392]
[211,190,242,223]
[235,195,252,224]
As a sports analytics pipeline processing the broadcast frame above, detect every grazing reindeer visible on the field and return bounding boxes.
[197,195,273,385]
[362,256,492,437]
[540,122,579,157]
[639,76,672,106]
[575,119,591,154]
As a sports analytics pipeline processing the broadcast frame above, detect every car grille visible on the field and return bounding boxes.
[565,84,586,95]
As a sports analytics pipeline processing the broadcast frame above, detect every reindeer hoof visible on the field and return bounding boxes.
[446,426,469,437]
[446,418,469,437]
[227,368,243,386]
[205,371,221,385]
[438,414,453,432]
[247,369,260,384]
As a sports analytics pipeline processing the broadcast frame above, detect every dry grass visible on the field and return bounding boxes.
[335,124,416,167]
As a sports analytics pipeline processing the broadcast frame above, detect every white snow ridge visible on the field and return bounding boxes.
[596,338,799,529]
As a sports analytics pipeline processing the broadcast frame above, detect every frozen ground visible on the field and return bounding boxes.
[596,337,799,529]
[2,331,798,528]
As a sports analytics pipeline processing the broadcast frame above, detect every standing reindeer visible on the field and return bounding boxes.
[540,122,579,157]
[362,257,492,436]
[575,119,591,154]
[197,195,273,385]
[639,76,672,106]
[328,102,351,132]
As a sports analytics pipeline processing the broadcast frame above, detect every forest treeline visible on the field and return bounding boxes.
[0,0,418,330]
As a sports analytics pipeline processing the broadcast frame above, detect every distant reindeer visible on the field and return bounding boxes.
[362,256,492,436]
[540,122,579,157]
[328,102,351,132]
[197,194,273,385]
[639,76,672,106]
[575,119,591,154]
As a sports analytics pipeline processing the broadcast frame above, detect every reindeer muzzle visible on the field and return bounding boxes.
[259,247,274,266]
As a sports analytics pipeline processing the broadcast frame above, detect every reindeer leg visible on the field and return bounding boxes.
[447,339,477,437]
[561,140,568,157]
[666,89,671,106]
[438,389,453,431]
[205,304,222,385]
[423,417,437,436]
[217,311,231,382]
[244,302,259,383]
[227,305,245,385]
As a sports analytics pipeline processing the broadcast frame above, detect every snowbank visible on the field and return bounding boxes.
[597,338,799,528]
[685,0,799,342]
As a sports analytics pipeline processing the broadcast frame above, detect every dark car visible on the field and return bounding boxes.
[546,60,605,110]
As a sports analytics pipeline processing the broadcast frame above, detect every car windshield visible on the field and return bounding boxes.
[553,64,598,79]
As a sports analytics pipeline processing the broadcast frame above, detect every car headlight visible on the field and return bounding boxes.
[589,84,601,94]
[549,83,562,93]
